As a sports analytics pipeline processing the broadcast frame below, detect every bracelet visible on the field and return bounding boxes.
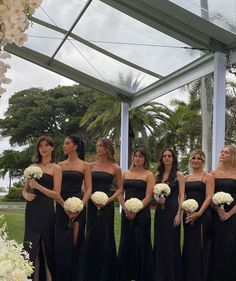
[41,187,46,193]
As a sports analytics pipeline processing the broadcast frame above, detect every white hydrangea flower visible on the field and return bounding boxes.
[64,197,84,213]
[124,198,143,213]
[182,199,199,213]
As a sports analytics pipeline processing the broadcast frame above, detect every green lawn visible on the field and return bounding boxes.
[1,206,184,251]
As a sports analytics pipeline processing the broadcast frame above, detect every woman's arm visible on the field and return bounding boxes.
[28,164,62,200]
[82,162,92,205]
[107,164,123,204]
[142,172,155,208]
[174,171,185,226]
[22,179,37,201]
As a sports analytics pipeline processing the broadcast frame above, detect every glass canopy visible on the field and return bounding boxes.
[4,0,236,104]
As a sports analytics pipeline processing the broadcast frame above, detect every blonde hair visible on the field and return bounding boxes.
[221,145,236,169]
[188,149,206,170]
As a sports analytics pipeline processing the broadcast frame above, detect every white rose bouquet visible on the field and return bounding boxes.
[23,166,43,179]
[91,191,109,209]
[64,197,84,228]
[0,215,34,281]
[153,183,171,209]
[182,199,199,213]
[124,198,143,214]
[212,192,234,210]
[182,199,199,225]
[64,197,84,213]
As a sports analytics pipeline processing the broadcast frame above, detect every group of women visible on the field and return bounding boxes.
[22,135,236,281]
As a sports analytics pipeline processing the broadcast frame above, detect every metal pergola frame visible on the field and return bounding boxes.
[4,0,236,170]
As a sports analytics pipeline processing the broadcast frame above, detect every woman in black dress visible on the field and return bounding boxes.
[211,145,236,281]
[55,135,92,281]
[153,148,185,281]
[183,149,214,281]
[83,138,123,281]
[118,147,155,281]
[22,136,62,281]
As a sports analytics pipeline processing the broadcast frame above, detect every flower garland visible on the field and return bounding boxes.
[0,0,43,96]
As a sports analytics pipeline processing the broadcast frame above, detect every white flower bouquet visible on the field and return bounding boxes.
[124,198,143,214]
[23,166,43,179]
[64,197,84,213]
[153,183,171,209]
[0,215,34,281]
[91,191,108,209]
[212,192,234,210]
[182,199,199,213]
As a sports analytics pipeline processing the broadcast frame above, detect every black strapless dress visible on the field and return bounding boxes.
[24,173,55,281]
[83,171,118,281]
[55,170,86,281]
[211,178,236,281]
[182,181,212,281]
[118,179,153,281]
[153,180,182,281]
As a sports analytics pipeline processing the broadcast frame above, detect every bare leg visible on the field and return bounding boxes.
[41,241,52,281]
[73,222,79,246]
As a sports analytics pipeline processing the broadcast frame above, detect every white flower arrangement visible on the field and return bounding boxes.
[0,0,43,96]
[124,198,143,214]
[182,199,199,213]
[64,197,84,213]
[23,166,43,179]
[212,192,234,210]
[153,183,171,198]
[0,215,34,281]
[153,183,171,209]
[91,191,108,209]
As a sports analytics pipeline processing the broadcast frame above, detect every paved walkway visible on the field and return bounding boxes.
[0,205,25,209]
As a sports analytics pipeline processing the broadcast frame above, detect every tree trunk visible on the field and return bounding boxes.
[200,75,213,171]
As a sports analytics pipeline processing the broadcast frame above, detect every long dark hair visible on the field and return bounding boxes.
[33,136,56,163]
[97,138,115,162]
[130,147,150,170]
[67,135,85,160]
[156,148,178,183]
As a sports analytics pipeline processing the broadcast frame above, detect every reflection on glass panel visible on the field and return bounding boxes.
[34,0,88,30]
[55,38,158,93]
[170,0,236,34]
[73,0,203,77]
[24,23,64,56]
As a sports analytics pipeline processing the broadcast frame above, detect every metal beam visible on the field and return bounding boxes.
[212,52,227,169]
[120,101,129,171]
[4,44,131,99]
[131,54,215,108]
[31,17,162,79]
[48,0,93,64]
[101,0,236,51]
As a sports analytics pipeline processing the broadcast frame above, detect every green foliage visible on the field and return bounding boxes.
[0,84,98,147]
[4,187,23,201]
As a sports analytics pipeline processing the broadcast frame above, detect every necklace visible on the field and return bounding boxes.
[42,162,51,167]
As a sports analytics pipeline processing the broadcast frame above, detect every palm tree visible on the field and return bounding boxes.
[80,72,171,164]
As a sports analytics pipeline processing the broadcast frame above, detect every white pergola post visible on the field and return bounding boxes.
[212,52,227,169]
[120,101,129,171]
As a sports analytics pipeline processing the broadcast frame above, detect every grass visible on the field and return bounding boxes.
[1,206,156,247]
[0,208,25,242]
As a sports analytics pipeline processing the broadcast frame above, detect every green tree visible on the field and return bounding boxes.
[0,149,31,189]
[0,84,98,148]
